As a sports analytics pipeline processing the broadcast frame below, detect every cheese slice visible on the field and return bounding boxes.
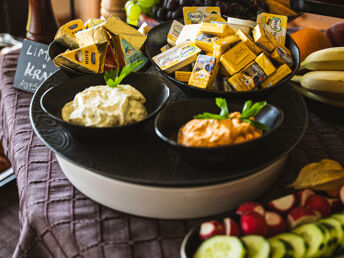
[104,15,147,50]
[75,24,110,48]
[54,19,85,49]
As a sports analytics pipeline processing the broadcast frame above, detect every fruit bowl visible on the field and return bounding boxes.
[145,20,300,99]
[154,98,284,169]
[40,72,170,142]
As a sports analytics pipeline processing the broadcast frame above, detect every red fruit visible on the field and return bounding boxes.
[326,22,344,47]
[305,195,332,218]
[236,202,265,216]
[199,221,225,241]
[267,194,296,215]
[223,217,241,237]
[297,189,316,207]
[265,211,287,237]
[241,211,268,236]
[287,207,320,228]
[340,186,344,205]
[327,198,344,213]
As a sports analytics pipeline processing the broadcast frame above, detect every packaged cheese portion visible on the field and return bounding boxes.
[54,19,85,49]
[188,54,218,89]
[220,41,257,76]
[175,24,202,46]
[261,64,291,88]
[160,44,172,52]
[271,45,293,66]
[235,30,264,55]
[195,33,218,52]
[255,53,276,76]
[167,20,184,46]
[200,22,235,37]
[84,18,105,29]
[203,13,226,23]
[227,17,256,34]
[104,15,147,50]
[75,24,110,47]
[152,42,201,74]
[228,72,256,91]
[212,35,240,58]
[175,71,192,82]
[138,22,151,35]
[183,7,221,25]
[252,24,275,53]
[112,35,148,71]
[53,42,117,74]
[257,12,287,46]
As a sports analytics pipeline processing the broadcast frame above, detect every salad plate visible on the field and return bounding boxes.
[30,69,307,218]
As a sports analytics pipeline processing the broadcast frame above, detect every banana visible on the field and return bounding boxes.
[299,47,344,71]
[291,71,344,98]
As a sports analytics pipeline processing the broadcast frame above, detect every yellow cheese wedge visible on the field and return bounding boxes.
[75,24,110,48]
[84,18,105,29]
[104,15,147,50]
[54,19,85,49]
[261,64,291,88]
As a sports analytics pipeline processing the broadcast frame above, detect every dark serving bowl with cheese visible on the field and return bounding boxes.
[40,72,170,143]
[145,20,300,99]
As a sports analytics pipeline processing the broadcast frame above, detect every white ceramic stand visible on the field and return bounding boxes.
[57,154,288,219]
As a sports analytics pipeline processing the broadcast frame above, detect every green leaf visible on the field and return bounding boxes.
[241,118,269,131]
[241,101,267,119]
[241,100,253,117]
[194,112,227,120]
[216,98,229,118]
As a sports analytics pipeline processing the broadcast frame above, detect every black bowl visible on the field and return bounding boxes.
[180,227,201,258]
[40,72,170,142]
[145,20,300,99]
[154,98,283,169]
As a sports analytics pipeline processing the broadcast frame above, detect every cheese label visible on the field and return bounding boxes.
[54,19,85,49]
[167,20,184,46]
[257,12,287,46]
[152,42,201,73]
[183,7,221,25]
[271,46,293,66]
[120,37,148,71]
[189,54,217,89]
[103,43,118,72]
[195,33,217,52]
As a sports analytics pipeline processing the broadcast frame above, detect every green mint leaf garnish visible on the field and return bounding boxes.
[241,118,269,131]
[194,98,229,120]
[104,60,144,88]
[194,112,228,120]
[216,97,229,118]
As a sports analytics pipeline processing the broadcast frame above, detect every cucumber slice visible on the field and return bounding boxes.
[318,218,343,255]
[331,213,344,253]
[241,235,270,258]
[268,238,293,258]
[292,223,326,257]
[194,236,246,258]
[274,233,306,258]
[316,222,336,257]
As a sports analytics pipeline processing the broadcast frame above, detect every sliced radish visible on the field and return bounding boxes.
[297,189,315,206]
[265,211,287,237]
[199,221,225,241]
[241,211,268,236]
[326,198,344,213]
[340,186,344,205]
[267,194,296,215]
[287,207,320,228]
[223,217,241,237]
[236,202,265,216]
[305,195,331,218]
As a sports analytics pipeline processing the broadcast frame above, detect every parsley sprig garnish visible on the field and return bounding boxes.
[194,98,269,131]
[104,60,143,88]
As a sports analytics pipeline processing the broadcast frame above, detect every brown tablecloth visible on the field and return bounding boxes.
[1,49,344,258]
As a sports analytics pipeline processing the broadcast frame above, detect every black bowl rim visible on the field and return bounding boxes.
[145,20,300,96]
[40,72,170,130]
[154,98,284,150]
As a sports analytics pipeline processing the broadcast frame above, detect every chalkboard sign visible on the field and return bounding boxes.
[13,39,59,93]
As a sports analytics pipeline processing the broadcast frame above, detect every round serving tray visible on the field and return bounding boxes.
[30,69,308,188]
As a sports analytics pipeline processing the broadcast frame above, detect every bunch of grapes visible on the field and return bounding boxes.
[151,0,267,21]
[125,0,161,26]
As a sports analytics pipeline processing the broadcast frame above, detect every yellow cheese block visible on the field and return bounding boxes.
[261,64,291,88]
[228,72,256,91]
[200,22,235,37]
[104,15,147,50]
[152,42,201,74]
[53,42,117,74]
[54,19,85,49]
[84,18,105,29]
[195,33,219,53]
[255,53,276,76]
[235,30,263,56]
[252,24,275,53]
[175,71,192,82]
[189,54,218,89]
[75,24,110,48]
[220,41,257,76]
[212,35,240,58]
